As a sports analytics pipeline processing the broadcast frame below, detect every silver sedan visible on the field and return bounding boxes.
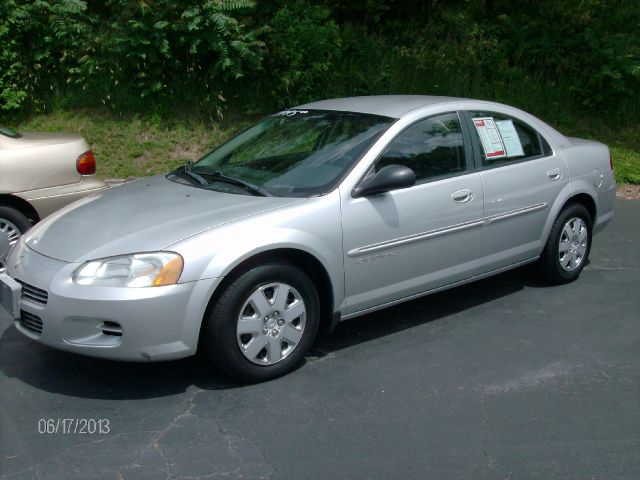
[0,96,616,381]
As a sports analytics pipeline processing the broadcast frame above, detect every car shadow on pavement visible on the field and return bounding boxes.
[312,263,549,357]
[0,265,549,400]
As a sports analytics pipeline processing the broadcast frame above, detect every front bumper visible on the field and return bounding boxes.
[2,244,220,361]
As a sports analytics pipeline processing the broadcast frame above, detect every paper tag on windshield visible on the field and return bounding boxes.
[473,117,506,159]
[495,120,525,157]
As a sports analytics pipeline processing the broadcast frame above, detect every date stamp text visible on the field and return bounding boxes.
[38,418,110,435]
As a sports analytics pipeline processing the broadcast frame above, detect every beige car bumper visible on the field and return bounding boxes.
[15,176,108,219]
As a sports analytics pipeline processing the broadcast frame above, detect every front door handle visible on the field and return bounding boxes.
[547,168,562,180]
[451,188,474,203]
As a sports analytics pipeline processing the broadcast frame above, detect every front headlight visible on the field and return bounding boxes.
[74,252,184,287]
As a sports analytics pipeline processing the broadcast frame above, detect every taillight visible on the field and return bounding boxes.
[77,150,96,175]
[609,152,614,171]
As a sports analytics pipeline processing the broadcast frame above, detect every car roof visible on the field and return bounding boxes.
[294,95,570,147]
[294,95,468,118]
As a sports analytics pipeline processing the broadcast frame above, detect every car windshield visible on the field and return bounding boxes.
[167,110,394,197]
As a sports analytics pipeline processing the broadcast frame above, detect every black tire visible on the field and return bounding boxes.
[0,206,32,233]
[202,262,320,382]
[539,203,592,284]
[0,206,32,270]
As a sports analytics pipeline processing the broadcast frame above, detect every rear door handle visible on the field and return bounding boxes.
[547,168,562,180]
[451,188,474,203]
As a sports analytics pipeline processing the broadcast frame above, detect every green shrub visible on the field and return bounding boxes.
[0,0,267,112]
[264,4,342,107]
[0,0,94,111]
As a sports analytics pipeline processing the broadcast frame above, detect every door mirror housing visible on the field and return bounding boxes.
[352,164,416,197]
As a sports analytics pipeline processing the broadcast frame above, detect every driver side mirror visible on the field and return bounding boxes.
[352,164,416,198]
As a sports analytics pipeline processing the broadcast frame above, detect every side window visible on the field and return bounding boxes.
[376,112,467,182]
[469,111,551,166]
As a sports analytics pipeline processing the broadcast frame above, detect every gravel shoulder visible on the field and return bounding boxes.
[617,183,640,199]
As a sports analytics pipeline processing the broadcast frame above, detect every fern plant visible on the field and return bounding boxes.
[0,0,267,111]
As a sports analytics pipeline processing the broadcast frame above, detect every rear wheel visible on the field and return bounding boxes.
[0,207,32,273]
[202,262,320,382]
[539,203,592,284]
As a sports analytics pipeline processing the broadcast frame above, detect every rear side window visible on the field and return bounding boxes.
[376,112,467,183]
[469,111,551,166]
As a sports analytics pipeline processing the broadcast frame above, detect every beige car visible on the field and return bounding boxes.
[0,127,106,271]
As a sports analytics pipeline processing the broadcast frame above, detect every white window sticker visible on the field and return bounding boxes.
[272,110,308,117]
[496,120,525,157]
[472,117,506,159]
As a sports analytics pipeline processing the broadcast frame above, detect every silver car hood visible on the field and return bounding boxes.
[24,174,303,262]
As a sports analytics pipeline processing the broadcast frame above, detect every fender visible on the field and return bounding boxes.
[569,178,600,213]
[202,228,344,309]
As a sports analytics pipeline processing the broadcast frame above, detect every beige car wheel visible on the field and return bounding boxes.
[0,207,31,273]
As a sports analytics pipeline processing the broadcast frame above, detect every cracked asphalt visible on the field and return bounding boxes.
[1,199,639,480]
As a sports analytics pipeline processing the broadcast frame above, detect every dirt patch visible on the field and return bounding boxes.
[133,154,155,176]
[617,184,640,200]
[170,143,204,161]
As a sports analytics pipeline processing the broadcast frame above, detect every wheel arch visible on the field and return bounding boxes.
[567,192,596,224]
[0,194,39,223]
[199,247,336,346]
[541,180,599,246]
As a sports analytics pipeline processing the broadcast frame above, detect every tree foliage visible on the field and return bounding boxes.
[1,0,638,118]
[0,0,267,110]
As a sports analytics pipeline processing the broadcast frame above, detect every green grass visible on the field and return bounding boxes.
[11,108,640,184]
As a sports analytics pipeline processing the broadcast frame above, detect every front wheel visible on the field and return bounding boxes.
[539,203,592,284]
[202,262,320,382]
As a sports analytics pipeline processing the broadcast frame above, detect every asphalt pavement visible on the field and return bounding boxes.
[1,199,639,480]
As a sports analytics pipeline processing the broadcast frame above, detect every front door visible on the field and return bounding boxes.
[341,112,485,316]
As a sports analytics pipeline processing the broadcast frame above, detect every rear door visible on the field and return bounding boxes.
[341,112,485,316]
[463,110,568,270]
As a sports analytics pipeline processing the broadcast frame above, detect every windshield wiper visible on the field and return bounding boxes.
[179,160,208,186]
[206,170,272,197]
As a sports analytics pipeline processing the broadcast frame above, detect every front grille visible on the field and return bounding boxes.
[20,310,43,335]
[16,280,48,306]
